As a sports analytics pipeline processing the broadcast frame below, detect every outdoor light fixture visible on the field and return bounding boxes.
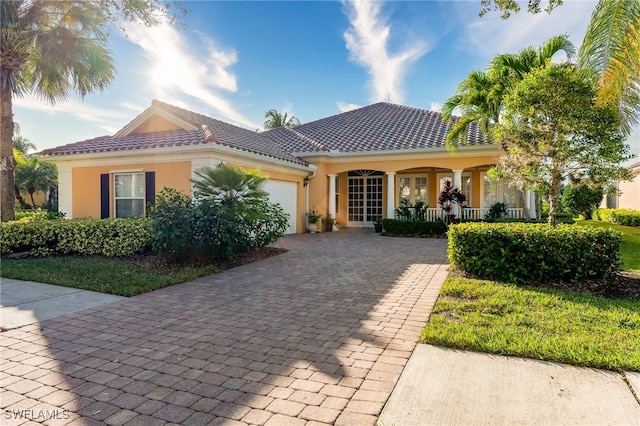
[303,176,310,187]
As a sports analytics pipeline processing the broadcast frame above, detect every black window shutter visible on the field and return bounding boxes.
[100,174,109,219]
[145,172,156,208]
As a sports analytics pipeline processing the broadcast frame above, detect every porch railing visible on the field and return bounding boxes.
[395,207,525,221]
[461,208,524,220]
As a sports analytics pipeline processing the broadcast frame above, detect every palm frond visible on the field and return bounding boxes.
[578,0,640,134]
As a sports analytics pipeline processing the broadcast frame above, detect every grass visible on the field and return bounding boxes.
[422,276,640,372]
[0,256,217,297]
[575,220,640,272]
[423,220,640,371]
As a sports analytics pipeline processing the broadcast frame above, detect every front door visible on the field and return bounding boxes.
[347,170,383,227]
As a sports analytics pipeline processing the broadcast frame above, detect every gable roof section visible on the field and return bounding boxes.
[41,100,308,166]
[263,102,488,154]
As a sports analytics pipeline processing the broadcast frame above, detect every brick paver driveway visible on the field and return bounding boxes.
[1,230,448,425]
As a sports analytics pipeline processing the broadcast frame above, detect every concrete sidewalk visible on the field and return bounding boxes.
[0,278,124,330]
[380,344,640,425]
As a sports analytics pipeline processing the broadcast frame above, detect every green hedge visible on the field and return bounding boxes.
[448,223,621,284]
[593,208,640,227]
[382,219,447,237]
[1,218,152,257]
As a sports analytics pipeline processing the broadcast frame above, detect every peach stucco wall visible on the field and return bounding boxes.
[72,161,192,218]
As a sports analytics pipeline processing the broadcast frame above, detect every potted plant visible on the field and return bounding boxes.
[372,215,383,233]
[307,209,321,233]
[323,213,335,232]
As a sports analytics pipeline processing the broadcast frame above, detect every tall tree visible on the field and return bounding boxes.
[0,1,186,222]
[494,64,632,226]
[478,0,640,136]
[264,109,300,130]
[443,35,575,149]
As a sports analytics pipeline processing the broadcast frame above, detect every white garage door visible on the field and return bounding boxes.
[263,180,297,234]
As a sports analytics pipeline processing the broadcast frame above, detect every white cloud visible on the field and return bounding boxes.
[458,1,594,60]
[14,96,128,134]
[429,102,443,112]
[124,22,258,129]
[343,0,429,104]
[337,101,361,112]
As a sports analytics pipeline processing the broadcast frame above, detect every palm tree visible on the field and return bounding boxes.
[1,1,115,221]
[12,130,37,155]
[442,35,576,150]
[15,155,57,209]
[442,70,502,148]
[191,164,269,209]
[578,0,640,135]
[264,109,301,130]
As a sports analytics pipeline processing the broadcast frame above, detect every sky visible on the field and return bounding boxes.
[12,0,640,163]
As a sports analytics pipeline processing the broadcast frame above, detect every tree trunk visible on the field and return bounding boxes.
[29,189,36,210]
[548,168,563,227]
[0,83,16,221]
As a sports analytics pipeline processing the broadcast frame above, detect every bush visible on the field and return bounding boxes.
[382,219,447,237]
[485,202,508,220]
[593,208,640,227]
[562,184,603,219]
[148,188,290,263]
[448,222,621,284]
[0,218,152,257]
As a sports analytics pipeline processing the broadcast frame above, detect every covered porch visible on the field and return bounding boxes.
[321,165,535,229]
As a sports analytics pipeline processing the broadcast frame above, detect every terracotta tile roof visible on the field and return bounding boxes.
[41,101,488,163]
[263,102,488,153]
[41,100,308,166]
[40,130,205,156]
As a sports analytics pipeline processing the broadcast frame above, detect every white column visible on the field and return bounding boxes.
[386,172,396,218]
[526,189,536,219]
[452,170,462,217]
[57,163,73,219]
[328,174,337,218]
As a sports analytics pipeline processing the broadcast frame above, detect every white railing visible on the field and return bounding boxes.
[425,208,442,221]
[396,207,525,221]
[461,208,524,220]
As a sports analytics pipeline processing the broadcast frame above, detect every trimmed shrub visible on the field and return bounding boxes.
[594,208,640,227]
[382,219,447,237]
[0,218,152,257]
[448,222,621,284]
[562,184,603,219]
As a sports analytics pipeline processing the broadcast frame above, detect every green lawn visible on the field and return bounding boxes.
[1,256,217,297]
[575,220,640,272]
[422,276,640,371]
[423,220,640,371]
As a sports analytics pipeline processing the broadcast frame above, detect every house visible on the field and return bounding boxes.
[41,100,534,233]
[609,161,640,210]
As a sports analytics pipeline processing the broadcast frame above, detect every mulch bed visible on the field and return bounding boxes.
[122,247,288,271]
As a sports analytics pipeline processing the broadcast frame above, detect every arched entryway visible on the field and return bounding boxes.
[347,170,384,227]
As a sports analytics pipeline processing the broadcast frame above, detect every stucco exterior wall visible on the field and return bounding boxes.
[617,172,640,210]
[72,161,192,218]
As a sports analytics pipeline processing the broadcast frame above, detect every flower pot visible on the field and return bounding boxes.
[308,223,318,233]
[374,223,383,233]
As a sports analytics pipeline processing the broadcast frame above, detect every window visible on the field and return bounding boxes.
[438,173,472,205]
[481,172,518,208]
[114,173,145,218]
[398,175,428,204]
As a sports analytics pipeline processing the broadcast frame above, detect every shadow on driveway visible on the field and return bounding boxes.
[1,230,448,425]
